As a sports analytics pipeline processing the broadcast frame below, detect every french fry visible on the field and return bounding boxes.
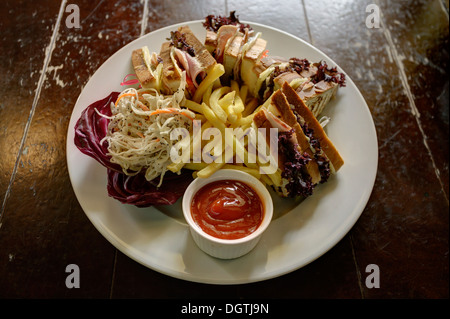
[242,97,259,117]
[218,91,235,111]
[197,161,225,178]
[260,174,273,186]
[169,118,212,172]
[230,80,240,94]
[184,162,208,171]
[209,87,230,122]
[202,83,213,105]
[193,161,262,180]
[200,120,213,136]
[198,125,241,179]
[201,102,226,132]
[229,111,254,130]
[218,91,240,124]
[191,120,212,162]
[202,128,223,161]
[265,169,282,187]
[240,85,248,104]
[167,161,184,173]
[223,128,259,170]
[194,114,206,123]
[212,77,222,90]
[179,67,280,187]
[193,64,225,103]
[202,119,213,128]
[233,94,245,114]
[228,113,240,125]
[222,164,261,179]
[184,99,204,114]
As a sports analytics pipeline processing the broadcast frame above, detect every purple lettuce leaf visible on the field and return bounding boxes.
[73,92,193,207]
[278,129,315,198]
[107,169,193,207]
[74,91,122,172]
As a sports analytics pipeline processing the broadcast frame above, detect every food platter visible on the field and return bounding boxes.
[66,20,378,284]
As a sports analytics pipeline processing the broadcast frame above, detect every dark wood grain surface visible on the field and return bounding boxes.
[0,0,448,301]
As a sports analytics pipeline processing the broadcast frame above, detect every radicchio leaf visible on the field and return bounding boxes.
[74,91,122,172]
[301,123,331,184]
[168,30,196,56]
[203,11,252,33]
[289,58,310,73]
[278,130,315,198]
[74,92,194,207]
[311,60,346,87]
[107,169,193,207]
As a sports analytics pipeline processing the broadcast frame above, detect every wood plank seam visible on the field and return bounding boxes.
[140,0,149,37]
[350,233,366,298]
[375,0,449,205]
[0,0,68,228]
[301,0,314,44]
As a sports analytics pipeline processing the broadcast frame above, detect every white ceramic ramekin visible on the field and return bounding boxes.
[182,169,273,259]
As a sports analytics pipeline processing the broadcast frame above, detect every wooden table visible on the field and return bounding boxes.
[0,0,448,304]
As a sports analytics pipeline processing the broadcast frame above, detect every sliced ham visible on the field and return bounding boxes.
[184,52,206,87]
[173,48,206,88]
[215,25,239,63]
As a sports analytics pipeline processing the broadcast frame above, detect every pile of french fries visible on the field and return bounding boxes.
[166,64,277,187]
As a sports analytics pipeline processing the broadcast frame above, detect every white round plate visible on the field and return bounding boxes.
[66,21,378,284]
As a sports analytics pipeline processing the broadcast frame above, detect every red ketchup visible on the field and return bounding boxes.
[190,180,264,240]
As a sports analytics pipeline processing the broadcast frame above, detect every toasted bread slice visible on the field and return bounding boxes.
[281,82,344,172]
[240,37,267,97]
[159,41,182,95]
[177,26,217,75]
[268,90,322,184]
[131,47,162,91]
[205,30,217,54]
[223,33,244,82]
[131,48,156,89]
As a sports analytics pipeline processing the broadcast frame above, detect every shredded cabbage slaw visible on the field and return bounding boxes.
[98,73,195,187]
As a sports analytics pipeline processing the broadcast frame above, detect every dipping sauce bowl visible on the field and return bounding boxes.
[182,169,273,259]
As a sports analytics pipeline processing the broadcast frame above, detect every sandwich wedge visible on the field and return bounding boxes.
[203,10,252,56]
[274,59,345,117]
[280,81,344,174]
[159,41,182,95]
[202,13,345,118]
[253,57,346,117]
[253,107,315,198]
[252,82,344,198]
[131,46,163,91]
[160,25,217,97]
[204,20,267,88]
[237,33,267,92]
